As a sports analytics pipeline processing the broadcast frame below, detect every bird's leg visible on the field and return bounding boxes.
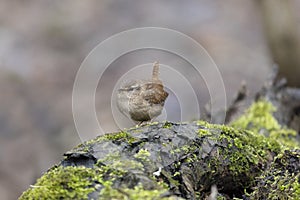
[136,120,151,127]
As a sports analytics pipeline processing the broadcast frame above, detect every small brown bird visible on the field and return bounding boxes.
[117,62,169,123]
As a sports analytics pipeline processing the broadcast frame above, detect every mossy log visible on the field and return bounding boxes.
[251,149,300,199]
[19,98,300,199]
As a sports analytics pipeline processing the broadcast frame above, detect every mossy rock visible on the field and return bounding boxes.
[19,100,300,199]
[248,149,300,200]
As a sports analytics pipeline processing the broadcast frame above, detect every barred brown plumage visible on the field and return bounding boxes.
[117,62,168,123]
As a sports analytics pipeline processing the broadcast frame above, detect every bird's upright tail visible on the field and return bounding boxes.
[152,61,160,81]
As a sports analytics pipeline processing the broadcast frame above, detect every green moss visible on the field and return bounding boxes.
[161,170,180,187]
[96,152,143,173]
[134,149,151,163]
[249,150,300,199]
[186,110,296,194]
[185,153,198,163]
[163,121,173,129]
[231,99,280,131]
[294,177,300,198]
[20,164,172,200]
[73,131,137,153]
[97,164,175,200]
[111,159,143,171]
[220,126,280,175]
[19,166,101,200]
[231,99,299,149]
[198,128,210,137]
[170,144,197,156]
[198,120,300,199]
[173,171,180,177]
[100,131,136,144]
[100,183,171,200]
[196,120,282,180]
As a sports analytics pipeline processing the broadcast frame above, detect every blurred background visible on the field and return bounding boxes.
[1,0,300,199]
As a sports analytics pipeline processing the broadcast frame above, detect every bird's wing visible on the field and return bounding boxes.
[143,83,168,105]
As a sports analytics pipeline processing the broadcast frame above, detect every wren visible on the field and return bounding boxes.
[117,62,169,123]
